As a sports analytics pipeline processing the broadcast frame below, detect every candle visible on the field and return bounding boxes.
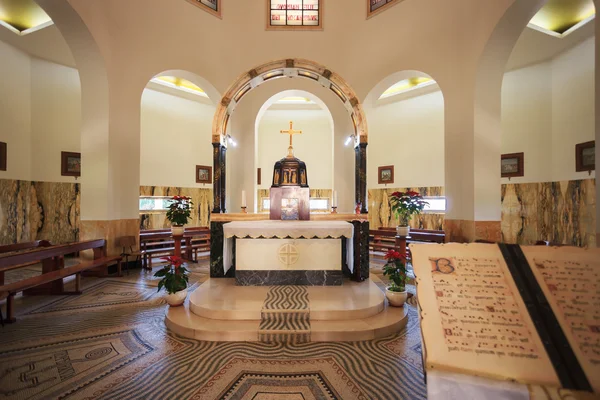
[242,190,247,207]
[333,191,338,208]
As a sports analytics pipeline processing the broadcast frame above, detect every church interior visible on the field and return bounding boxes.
[0,0,599,399]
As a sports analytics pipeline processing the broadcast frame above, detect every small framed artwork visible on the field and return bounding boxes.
[0,142,6,171]
[501,152,524,178]
[185,0,222,18]
[378,165,394,185]
[61,151,81,177]
[196,165,212,184]
[575,141,595,173]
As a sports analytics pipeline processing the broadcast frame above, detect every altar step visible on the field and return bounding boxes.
[258,288,311,343]
[166,302,408,342]
[165,278,409,342]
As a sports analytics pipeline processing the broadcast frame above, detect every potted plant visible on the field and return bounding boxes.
[382,249,408,307]
[154,256,189,306]
[389,191,428,237]
[167,195,193,236]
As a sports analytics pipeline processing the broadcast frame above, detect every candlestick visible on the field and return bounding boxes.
[332,190,338,208]
[241,190,247,207]
[331,206,338,214]
[241,206,247,214]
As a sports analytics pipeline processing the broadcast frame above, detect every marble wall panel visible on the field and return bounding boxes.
[368,187,444,230]
[0,179,79,245]
[140,186,212,230]
[501,179,596,247]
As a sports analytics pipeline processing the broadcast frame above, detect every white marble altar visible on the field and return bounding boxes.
[222,220,354,285]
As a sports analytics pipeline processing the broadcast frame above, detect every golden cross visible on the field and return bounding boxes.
[280,121,302,157]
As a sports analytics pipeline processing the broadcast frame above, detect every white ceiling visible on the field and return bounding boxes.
[0,16,594,79]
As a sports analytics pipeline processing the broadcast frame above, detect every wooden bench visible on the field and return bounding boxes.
[140,228,210,269]
[369,228,445,260]
[0,240,54,285]
[0,239,122,323]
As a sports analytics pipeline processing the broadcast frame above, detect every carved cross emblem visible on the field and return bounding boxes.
[278,243,299,266]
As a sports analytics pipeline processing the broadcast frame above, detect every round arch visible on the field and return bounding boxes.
[212,58,368,147]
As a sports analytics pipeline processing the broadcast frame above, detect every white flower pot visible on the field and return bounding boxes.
[171,225,185,236]
[165,289,188,307]
[385,287,408,307]
[396,226,410,237]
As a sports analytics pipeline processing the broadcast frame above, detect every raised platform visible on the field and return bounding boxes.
[166,278,408,342]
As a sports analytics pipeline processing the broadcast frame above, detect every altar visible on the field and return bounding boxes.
[223,220,353,286]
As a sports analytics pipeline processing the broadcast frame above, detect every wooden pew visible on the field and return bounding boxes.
[0,240,53,285]
[0,239,121,323]
[139,228,210,269]
[369,227,446,261]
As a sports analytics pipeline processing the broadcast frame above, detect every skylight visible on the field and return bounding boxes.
[150,76,208,97]
[379,77,435,100]
[527,0,595,38]
[0,0,53,36]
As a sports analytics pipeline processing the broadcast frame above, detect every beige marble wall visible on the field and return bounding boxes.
[139,186,213,230]
[0,179,80,245]
[368,187,444,230]
[501,179,596,247]
[257,189,333,213]
[80,218,139,259]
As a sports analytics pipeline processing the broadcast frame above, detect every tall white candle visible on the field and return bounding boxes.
[333,191,338,208]
[242,190,247,207]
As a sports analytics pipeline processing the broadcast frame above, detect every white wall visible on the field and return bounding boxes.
[366,91,445,189]
[140,88,215,188]
[257,108,333,190]
[0,40,32,181]
[501,36,595,184]
[31,58,81,183]
[551,37,595,182]
[501,62,553,183]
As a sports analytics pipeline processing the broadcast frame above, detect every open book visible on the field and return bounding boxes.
[410,243,599,396]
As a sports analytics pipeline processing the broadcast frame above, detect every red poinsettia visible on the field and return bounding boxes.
[384,249,405,261]
[161,255,184,269]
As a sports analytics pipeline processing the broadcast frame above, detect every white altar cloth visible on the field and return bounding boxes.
[222,220,354,274]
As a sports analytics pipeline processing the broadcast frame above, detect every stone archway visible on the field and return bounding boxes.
[211,58,369,214]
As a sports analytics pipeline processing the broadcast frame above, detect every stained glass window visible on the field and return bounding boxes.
[367,0,401,18]
[268,0,322,30]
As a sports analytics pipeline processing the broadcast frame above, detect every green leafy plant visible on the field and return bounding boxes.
[389,191,428,226]
[154,256,189,294]
[166,195,193,226]
[382,249,407,292]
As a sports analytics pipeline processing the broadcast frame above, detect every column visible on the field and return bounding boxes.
[212,141,227,214]
[212,142,224,213]
[354,138,368,213]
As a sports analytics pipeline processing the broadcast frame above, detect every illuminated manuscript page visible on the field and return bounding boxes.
[521,246,600,393]
[410,243,559,386]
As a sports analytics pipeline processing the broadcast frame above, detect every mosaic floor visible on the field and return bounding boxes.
[0,260,426,400]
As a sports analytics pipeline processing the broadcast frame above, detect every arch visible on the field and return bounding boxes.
[144,69,222,107]
[254,89,334,137]
[212,58,368,147]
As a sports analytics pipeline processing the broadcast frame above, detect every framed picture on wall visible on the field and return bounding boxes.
[185,0,222,18]
[501,152,524,178]
[0,142,6,171]
[61,151,81,177]
[378,165,394,184]
[575,141,595,173]
[196,165,212,184]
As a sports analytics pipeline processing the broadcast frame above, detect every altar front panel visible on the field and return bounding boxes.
[236,238,341,271]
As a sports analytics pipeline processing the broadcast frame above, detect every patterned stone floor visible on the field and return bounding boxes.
[0,260,425,400]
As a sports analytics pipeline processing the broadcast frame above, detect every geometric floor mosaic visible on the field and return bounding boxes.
[27,280,161,315]
[0,263,426,400]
